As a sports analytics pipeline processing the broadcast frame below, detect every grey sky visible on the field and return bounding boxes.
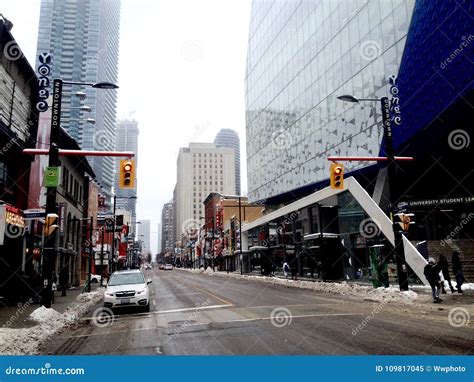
[2,0,252,252]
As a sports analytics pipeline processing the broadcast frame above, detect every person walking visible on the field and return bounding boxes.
[438,254,455,294]
[424,258,442,303]
[291,262,298,280]
[59,265,69,297]
[283,262,289,278]
[452,251,464,293]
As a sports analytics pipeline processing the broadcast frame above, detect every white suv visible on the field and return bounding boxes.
[104,270,152,312]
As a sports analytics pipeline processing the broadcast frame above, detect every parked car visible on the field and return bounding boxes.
[90,274,102,283]
[144,263,152,270]
[164,264,173,270]
[158,264,165,270]
[104,270,152,312]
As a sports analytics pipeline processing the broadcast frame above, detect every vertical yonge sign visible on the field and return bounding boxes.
[36,52,52,112]
[389,74,402,126]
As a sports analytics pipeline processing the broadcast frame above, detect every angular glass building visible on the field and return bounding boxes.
[246,0,416,203]
[244,0,473,281]
[214,128,241,195]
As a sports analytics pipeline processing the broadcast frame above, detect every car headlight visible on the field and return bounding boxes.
[136,289,146,295]
[105,292,114,297]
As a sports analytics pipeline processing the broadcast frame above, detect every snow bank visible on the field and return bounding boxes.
[0,290,103,355]
[29,306,62,323]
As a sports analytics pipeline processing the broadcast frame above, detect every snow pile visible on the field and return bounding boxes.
[0,290,103,355]
[29,306,62,323]
[204,272,419,304]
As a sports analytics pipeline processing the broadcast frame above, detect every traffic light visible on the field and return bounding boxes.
[44,213,59,236]
[393,213,415,232]
[330,163,344,189]
[119,159,135,189]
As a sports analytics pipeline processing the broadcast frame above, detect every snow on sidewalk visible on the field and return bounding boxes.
[182,268,418,304]
[0,290,103,355]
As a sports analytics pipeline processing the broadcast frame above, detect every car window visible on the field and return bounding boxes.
[108,273,145,286]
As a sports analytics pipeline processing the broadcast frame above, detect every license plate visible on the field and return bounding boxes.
[120,298,130,304]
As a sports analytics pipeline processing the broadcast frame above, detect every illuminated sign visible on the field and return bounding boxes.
[5,205,25,228]
[389,74,402,126]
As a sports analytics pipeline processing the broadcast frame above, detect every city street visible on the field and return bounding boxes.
[43,269,473,355]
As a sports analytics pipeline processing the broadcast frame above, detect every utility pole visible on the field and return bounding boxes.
[41,79,63,308]
[239,196,243,275]
[110,195,117,272]
[87,216,93,293]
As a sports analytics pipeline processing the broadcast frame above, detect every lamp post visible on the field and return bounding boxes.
[41,79,118,308]
[337,94,408,291]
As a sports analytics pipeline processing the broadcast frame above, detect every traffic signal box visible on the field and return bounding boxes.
[44,213,59,236]
[119,159,135,189]
[330,163,344,190]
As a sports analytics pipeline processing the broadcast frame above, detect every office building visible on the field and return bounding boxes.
[138,219,151,255]
[161,201,174,254]
[214,129,241,195]
[174,143,235,241]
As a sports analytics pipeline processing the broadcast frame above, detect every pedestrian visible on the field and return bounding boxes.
[51,272,57,304]
[291,262,297,280]
[283,262,289,278]
[423,258,442,303]
[59,265,69,297]
[451,251,464,293]
[438,254,455,294]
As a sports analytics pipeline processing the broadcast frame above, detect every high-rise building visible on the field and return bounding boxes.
[138,219,151,254]
[244,0,473,279]
[157,222,161,253]
[214,129,241,195]
[174,143,235,241]
[115,119,139,228]
[161,201,174,254]
[245,0,416,203]
[36,0,121,198]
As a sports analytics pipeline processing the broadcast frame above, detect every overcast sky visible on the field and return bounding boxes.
[2,0,252,252]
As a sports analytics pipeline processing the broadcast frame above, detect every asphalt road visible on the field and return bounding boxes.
[43,268,473,355]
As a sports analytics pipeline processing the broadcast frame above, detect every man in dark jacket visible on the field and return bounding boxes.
[424,258,442,303]
[438,254,455,294]
[452,251,464,293]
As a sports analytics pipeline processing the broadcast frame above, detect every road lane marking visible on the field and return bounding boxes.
[172,276,234,306]
[72,312,364,338]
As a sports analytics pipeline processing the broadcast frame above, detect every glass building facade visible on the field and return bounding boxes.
[36,0,121,199]
[245,0,415,203]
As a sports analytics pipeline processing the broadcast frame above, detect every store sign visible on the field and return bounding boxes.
[58,203,67,236]
[24,209,46,219]
[36,52,52,112]
[0,205,25,245]
[401,197,474,208]
[43,166,60,187]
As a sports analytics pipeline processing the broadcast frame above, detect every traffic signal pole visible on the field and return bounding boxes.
[41,79,63,308]
[380,97,408,291]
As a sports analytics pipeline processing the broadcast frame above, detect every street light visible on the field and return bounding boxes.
[41,78,118,308]
[337,93,408,291]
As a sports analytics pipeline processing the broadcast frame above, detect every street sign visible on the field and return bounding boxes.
[43,166,60,187]
[23,209,46,219]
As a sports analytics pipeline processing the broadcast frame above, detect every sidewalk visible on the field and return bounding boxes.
[0,283,101,329]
